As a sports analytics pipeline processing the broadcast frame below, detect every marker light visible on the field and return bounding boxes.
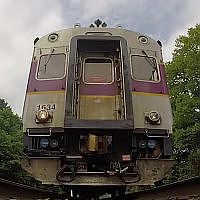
[138,35,148,44]
[138,140,147,149]
[40,138,49,148]
[148,140,156,149]
[48,33,58,42]
[50,139,59,148]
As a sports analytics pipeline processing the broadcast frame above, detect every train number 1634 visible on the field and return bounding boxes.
[36,104,56,111]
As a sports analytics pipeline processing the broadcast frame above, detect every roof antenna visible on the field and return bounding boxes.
[74,23,81,28]
[89,19,107,28]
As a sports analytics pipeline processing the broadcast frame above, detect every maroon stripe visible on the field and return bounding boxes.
[79,84,118,96]
[132,64,169,94]
[160,64,169,94]
[27,61,66,92]
[27,62,169,95]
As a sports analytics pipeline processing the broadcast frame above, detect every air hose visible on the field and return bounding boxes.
[56,164,75,183]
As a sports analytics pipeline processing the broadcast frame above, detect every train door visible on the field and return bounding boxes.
[76,54,124,120]
[65,37,133,129]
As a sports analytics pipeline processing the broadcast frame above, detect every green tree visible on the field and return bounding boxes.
[0,99,62,192]
[166,24,200,180]
[0,99,23,181]
[0,99,38,186]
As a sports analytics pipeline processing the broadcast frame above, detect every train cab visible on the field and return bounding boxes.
[22,21,174,188]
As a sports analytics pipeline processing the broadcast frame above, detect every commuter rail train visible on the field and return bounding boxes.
[22,20,174,190]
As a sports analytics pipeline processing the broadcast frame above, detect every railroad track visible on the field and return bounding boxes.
[102,176,200,200]
[0,178,62,200]
[0,176,199,199]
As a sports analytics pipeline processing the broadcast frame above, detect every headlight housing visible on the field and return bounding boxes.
[36,110,50,123]
[145,110,161,124]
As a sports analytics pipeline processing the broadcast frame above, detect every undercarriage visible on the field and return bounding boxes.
[22,129,174,189]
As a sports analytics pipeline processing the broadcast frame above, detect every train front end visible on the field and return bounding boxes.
[22,24,174,188]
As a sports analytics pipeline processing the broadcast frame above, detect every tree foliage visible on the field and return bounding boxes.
[0,99,23,181]
[0,99,41,187]
[0,99,38,186]
[0,99,64,192]
[166,24,200,180]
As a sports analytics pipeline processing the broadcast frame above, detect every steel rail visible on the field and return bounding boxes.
[102,176,200,200]
[0,178,62,200]
[1,176,199,199]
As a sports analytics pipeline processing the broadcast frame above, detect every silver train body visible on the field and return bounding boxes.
[22,25,174,187]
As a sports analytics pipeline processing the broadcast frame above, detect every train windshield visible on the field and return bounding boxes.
[131,55,159,81]
[37,54,66,79]
[83,58,113,84]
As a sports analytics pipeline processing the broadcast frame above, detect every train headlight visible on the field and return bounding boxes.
[148,140,156,149]
[40,138,49,148]
[138,140,147,149]
[146,111,161,124]
[50,139,59,148]
[36,110,49,122]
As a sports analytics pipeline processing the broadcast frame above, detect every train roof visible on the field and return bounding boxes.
[35,27,162,52]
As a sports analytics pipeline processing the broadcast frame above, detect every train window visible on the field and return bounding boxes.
[83,58,113,84]
[131,55,159,81]
[37,54,66,79]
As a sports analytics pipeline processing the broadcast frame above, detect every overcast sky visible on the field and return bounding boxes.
[0,0,200,115]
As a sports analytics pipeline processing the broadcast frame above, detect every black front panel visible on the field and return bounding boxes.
[64,36,134,129]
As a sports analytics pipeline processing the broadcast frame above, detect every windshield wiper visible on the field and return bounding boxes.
[43,48,55,72]
[142,50,159,81]
[141,50,156,70]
